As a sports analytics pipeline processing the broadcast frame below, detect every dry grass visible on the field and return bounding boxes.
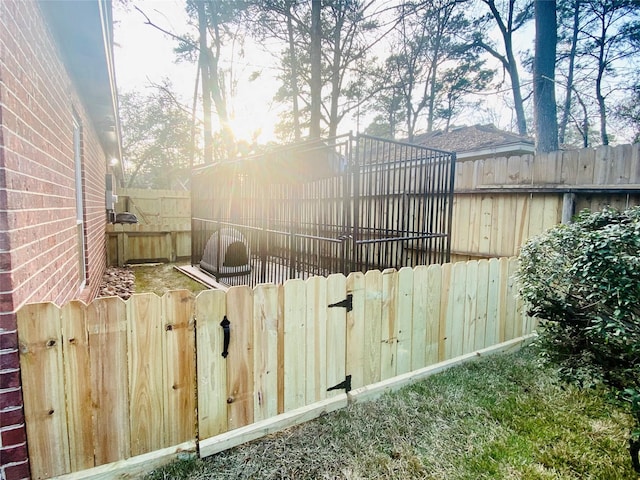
[146,347,637,479]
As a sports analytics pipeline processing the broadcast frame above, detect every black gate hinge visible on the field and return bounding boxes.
[327,375,352,393]
[328,294,353,312]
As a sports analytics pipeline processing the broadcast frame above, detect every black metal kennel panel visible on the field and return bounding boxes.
[191,134,455,287]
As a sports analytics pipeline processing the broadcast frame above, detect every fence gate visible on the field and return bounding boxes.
[196,273,353,455]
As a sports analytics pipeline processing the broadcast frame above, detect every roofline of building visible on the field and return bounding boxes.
[39,0,123,177]
[456,142,535,161]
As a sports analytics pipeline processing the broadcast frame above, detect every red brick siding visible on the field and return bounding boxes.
[1,1,110,477]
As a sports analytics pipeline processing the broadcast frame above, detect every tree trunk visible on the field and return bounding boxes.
[328,9,344,138]
[426,55,439,133]
[197,1,213,163]
[596,67,609,145]
[559,0,580,145]
[533,0,559,152]
[595,12,609,145]
[506,46,527,136]
[309,0,322,139]
[286,8,301,141]
[483,0,528,136]
[574,89,589,147]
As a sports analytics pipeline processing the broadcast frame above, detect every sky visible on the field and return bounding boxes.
[113,1,525,145]
[113,0,285,143]
[112,1,636,146]
[111,1,543,147]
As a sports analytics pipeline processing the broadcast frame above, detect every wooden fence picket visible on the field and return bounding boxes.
[87,296,130,465]
[445,262,466,359]
[363,269,383,385]
[424,263,442,366]
[253,283,279,421]
[497,258,510,343]
[282,279,306,411]
[463,260,479,355]
[326,273,347,397]
[346,271,366,391]
[304,276,328,404]
[410,265,428,371]
[473,260,490,351]
[60,300,93,471]
[438,262,452,362]
[485,258,501,347]
[17,302,70,479]
[162,290,196,446]
[127,293,164,456]
[224,286,254,430]
[396,267,414,376]
[380,268,399,381]
[196,289,227,439]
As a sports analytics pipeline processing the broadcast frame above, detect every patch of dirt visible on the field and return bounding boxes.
[98,266,135,299]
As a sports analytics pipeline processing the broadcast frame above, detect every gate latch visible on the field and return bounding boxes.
[327,375,352,393]
[328,294,353,312]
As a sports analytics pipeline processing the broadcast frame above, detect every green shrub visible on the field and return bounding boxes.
[517,206,640,473]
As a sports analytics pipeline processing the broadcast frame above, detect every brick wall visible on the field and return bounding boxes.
[0,1,109,478]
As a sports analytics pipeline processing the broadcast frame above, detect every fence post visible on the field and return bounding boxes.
[562,193,576,223]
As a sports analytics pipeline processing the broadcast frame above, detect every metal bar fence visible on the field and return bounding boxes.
[191,134,455,287]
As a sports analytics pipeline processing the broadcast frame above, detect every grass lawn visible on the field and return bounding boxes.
[146,346,637,479]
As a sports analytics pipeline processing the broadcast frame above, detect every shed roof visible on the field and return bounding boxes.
[412,124,534,160]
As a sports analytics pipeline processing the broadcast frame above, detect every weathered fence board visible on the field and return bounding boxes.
[106,224,191,266]
[19,258,536,479]
[107,187,191,266]
[115,188,190,225]
[451,144,640,261]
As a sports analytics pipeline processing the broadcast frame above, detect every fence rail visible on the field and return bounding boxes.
[18,257,534,479]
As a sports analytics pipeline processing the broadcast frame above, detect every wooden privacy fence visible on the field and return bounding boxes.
[18,258,534,479]
[107,188,191,266]
[450,143,640,261]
